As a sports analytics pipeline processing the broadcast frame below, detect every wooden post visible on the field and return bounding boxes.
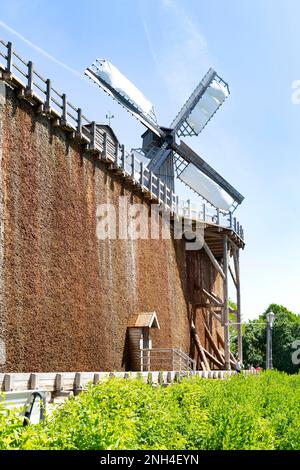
[103,131,107,159]
[150,171,153,196]
[216,208,220,225]
[30,373,39,390]
[55,373,64,394]
[121,144,125,169]
[140,161,144,187]
[44,78,51,114]
[131,153,135,180]
[90,121,96,151]
[236,249,243,362]
[170,191,174,212]
[157,178,161,202]
[5,42,13,78]
[187,199,191,218]
[223,234,230,370]
[176,195,179,217]
[26,61,33,96]
[93,373,100,385]
[74,372,83,395]
[61,93,67,127]
[164,183,168,207]
[76,108,82,138]
[228,211,232,229]
[4,374,14,392]
[114,144,119,167]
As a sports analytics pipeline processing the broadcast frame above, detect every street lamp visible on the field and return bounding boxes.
[266,311,275,369]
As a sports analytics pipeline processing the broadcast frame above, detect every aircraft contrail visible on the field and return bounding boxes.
[0,19,84,80]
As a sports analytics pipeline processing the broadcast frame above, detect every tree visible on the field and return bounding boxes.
[242,304,300,373]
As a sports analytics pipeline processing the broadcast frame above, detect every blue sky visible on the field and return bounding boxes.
[0,0,299,320]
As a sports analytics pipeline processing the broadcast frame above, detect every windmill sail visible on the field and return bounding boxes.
[85,59,161,136]
[171,69,230,137]
[179,164,234,211]
[172,141,244,209]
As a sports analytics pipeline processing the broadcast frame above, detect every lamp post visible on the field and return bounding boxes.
[266,311,275,370]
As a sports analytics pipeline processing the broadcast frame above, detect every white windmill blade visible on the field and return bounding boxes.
[85,59,162,137]
[171,68,230,138]
[172,141,244,210]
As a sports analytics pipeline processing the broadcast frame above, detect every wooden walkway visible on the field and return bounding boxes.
[0,39,244,242]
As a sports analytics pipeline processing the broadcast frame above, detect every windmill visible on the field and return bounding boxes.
[85,59,244,212]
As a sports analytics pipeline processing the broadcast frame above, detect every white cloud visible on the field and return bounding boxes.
[0,19,83,79]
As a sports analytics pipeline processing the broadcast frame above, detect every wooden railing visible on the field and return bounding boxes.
[0,39,244,241]
[0,369,258,396]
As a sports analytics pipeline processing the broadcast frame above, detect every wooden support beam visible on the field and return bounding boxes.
[204,324,225,365]
[217,332,237,365]
[191,320,210,371]
[203,242,225,280]
[233,249,240,285]
[223,234,231,370]
[211,311,222,322]
[202,288,224,306]
[103,132,108,159]
[202,347,225,369]
[235,249,243,361]
[229,264,237,287]
[194,302,224,309]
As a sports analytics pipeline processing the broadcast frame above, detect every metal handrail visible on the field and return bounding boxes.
[140,348,196,372]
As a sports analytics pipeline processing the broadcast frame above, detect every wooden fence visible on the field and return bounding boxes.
[0,370,258,396]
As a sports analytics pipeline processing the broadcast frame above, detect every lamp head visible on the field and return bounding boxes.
[267,311,275,327]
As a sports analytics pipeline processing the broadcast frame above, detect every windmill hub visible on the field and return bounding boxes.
[160,127,175,147]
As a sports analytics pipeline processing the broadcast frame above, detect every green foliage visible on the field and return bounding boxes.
[0,371,299,450]
[242,304,300,373]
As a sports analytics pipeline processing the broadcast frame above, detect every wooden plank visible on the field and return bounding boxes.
[235,249,243,361]
[203,242,225,279]
[211,311,222,322]
[217,332,237,364]
[4,374,13,392]
[204,324,225,365]
[55,373,64,393]
[194,302,224,310]
[223,235,230,369]
[30,373,39,390]
[202,288,224,306]
[229,264,237,287]
[191,320,210,371]
[202,347,224,369]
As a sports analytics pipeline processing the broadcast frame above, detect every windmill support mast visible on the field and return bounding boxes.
[223,235,231,370]
[229,240,243,362]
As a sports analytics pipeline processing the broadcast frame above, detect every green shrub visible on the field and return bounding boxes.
[0,371,299,450]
